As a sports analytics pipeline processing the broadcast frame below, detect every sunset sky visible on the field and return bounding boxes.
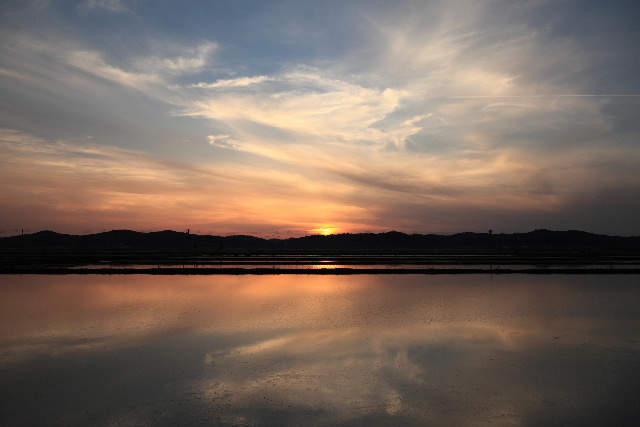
[1,0,640,237]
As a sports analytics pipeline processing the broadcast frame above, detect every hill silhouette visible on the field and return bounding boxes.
[1,229,639,254]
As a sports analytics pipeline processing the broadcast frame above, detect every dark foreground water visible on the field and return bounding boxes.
[1,274,639,427]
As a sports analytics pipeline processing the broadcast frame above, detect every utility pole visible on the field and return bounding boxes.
[488,229,492,253]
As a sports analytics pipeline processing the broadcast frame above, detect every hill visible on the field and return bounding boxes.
[1,229,639,254]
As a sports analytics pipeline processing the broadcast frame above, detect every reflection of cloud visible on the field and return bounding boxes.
[2,274,639,426]
[193,318,640,426]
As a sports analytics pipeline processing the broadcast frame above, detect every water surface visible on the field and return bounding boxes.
[1,274,639,426]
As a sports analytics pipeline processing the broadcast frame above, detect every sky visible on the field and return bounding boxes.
[1,0,640,237]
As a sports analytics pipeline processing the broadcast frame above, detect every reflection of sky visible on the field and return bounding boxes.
[1,274,639,426]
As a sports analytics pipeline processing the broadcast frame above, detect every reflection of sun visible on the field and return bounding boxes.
[312,261,346,269]
[312,227,339,236]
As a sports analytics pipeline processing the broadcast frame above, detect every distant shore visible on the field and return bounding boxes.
[3,235,640,275]
[3,267,640,275]
[2,251,640,275]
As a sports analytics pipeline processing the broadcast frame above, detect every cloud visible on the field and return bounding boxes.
[194,75,275,89]
[135,42,217,76]
[66,41,218,97]
[207,134,243,150]
[68,49,162,93]
[1,0,639,235]
[79,0,132,14]
[187,68,409,149]
[0,129,231,231]
[0,128,377,235]
[175,44,639,232]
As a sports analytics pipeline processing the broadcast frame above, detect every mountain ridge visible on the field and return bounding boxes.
[2,229,639,254]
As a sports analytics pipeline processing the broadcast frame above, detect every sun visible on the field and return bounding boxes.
[312,227,339,236]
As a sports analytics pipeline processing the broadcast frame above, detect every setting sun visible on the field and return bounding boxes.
[312,227,340,236]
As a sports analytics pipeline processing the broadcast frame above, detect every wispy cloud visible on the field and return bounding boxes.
[0,128,378,235]
[207,134,244,150]
[79,0,132,14]
[135,42,217,76]
[194,75,275,89]
[68,49,162,92]
[187,68,409,149]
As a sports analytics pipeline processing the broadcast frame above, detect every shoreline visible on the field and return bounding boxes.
[3,251,640,275]
[3,267,640,275]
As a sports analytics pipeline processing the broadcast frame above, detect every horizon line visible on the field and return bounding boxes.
[1,228,634,238]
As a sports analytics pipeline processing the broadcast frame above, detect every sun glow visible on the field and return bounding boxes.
[312,227,340,236]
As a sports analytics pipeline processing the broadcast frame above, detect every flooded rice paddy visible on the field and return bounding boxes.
[1,274,639,426]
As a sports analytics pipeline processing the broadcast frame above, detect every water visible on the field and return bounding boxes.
[68,262,640,270]
[1,274,639,426]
